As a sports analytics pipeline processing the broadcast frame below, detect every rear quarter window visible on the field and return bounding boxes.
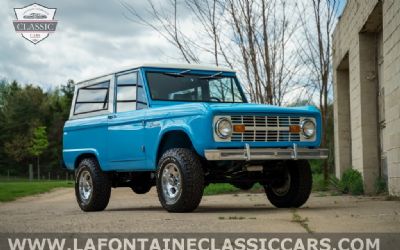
[74,81,110,115]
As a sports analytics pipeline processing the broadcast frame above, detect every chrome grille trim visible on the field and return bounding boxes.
[231,115,301,142]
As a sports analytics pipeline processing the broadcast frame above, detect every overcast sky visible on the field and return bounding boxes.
[1,0,187,90]
[1,0,346,91]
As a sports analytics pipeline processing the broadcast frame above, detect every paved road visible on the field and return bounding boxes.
[0,188,399,233]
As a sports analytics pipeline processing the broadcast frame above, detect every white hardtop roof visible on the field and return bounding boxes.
[139,63,235,72]
[76,63,236,85]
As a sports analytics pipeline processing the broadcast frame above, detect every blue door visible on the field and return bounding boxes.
[107,71,147,170]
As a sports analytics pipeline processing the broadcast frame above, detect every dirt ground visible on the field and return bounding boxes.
[0,188,399,233]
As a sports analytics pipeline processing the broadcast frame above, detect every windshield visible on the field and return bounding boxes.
[146,72,246,103]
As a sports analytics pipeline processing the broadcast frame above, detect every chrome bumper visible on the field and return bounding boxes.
[204,144,328,161]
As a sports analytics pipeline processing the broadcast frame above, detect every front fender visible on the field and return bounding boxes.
[158,122,210,156]
[145,109,213,169]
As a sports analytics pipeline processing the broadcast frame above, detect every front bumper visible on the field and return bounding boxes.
[204,144,328,161]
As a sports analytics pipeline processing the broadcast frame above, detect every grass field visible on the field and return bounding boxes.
[0,181,74,202]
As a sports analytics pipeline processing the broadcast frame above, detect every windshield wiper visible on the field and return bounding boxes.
[199,72,223,79]
[162,69,191,77]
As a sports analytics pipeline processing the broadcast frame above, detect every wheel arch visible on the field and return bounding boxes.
[74,153,99,170]
[156,130,196,164]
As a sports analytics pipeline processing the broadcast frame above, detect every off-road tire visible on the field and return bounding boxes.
[75,158,111,212]
[156,148,204,212]
[264,160,312,208]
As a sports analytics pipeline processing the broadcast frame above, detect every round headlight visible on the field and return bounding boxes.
[215,118,232,139]
[301,119,316,138]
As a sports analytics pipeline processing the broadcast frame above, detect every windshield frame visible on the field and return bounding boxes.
[144,69,248,104]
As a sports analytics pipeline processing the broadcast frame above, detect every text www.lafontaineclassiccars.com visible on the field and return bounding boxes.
[7,237,380,250]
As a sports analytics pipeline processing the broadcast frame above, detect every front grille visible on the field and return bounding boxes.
[231,115,301,142]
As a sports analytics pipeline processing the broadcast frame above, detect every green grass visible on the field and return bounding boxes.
[374,177,387,194]
[312,174,330,192]
[204,183,240,196]
[291,209,313,234]
[203,183,263,196]
[0,181,73,202]
[337,169,364,195]
[312,168,366,196]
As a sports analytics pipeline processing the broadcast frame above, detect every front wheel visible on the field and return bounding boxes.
[156,148,204,212]
[264,160,312,208]
[75,158,111,212]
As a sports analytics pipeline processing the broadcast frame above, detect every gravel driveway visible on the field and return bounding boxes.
[0,188,399,233]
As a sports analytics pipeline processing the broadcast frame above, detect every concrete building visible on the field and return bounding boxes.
[333,0,400,196]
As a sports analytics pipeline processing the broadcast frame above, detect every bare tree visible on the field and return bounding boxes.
[297,0,339,181]
[120,0,200,63]
[185,0,222,66]
[121,0,301,105]
[225,0,301,104]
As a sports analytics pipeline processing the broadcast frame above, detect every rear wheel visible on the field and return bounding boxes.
[75,158,111,212]
[264,160,312,208]
[156,148,204,212]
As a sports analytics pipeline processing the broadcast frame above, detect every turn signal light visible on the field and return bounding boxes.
[289,125,301,133]
[233,124,246,133]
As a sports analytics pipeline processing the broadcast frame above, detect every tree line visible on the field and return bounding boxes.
[0,79,74,178]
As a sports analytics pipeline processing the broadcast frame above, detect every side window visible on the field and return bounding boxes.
[74,81,109,115]
[116,72,137,112]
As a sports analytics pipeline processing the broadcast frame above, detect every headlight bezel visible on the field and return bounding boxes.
[300,118,316,139]
[215,117,233,139]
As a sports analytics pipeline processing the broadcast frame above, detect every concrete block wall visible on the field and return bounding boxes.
[383,0,400,196]
[333,0,400,196]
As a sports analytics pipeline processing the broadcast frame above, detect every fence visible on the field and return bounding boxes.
[1,165,74,182]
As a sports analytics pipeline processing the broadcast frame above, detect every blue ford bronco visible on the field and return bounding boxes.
[63,64,328,213]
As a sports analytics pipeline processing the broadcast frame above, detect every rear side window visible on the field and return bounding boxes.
[74,81,110,115]
[116,72,137,112]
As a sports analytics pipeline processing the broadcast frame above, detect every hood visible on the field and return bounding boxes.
[204,103,320,116]
[150,101,320,117]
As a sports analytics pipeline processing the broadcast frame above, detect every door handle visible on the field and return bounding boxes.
[108,114,117,119]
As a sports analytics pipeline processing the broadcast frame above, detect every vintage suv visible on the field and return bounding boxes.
[63,63,328,213]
